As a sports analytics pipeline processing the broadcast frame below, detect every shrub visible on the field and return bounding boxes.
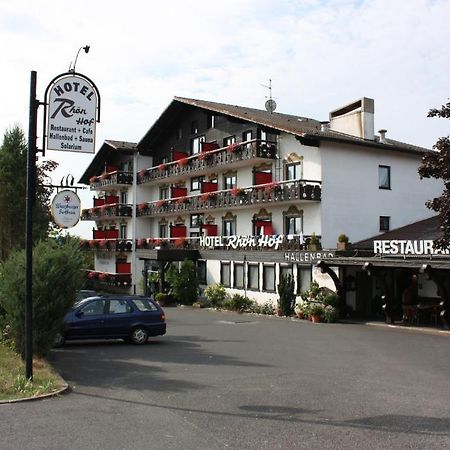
[323,292,340,308]
[166,260,198,305]
[154,293,168,305]
[0,238,84,357]
[225,294,254,312]
[203,284,227,307]
[323,305,339,323]
[277,273,296,316]
[309,303,325,318]
[338,234,349,243]
[251,301,276,315]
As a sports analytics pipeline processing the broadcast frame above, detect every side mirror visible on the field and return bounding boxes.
[75,310,84,318]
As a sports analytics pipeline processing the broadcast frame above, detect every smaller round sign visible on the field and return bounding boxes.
[51,189,81,229]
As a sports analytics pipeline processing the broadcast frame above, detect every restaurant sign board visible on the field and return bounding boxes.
[374,240,450,256]
[46,73,100,153]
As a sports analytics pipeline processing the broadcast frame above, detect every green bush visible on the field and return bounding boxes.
[323,292,340,308]
[277,273,296,316]
[203,283,227,307]
[251,301,276,315]
[323,305,339,323]
[0,238,84,357]
[166,260,198,305]
[225,294,254,312]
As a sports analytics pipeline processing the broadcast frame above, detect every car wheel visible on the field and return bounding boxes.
[129,327,149,345]
[53,332,66,347]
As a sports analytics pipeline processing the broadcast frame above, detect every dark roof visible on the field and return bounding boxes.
[353,216,442,250]
[79,140,137,184]
[137,97,431,155]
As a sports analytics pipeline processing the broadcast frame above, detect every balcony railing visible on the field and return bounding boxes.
[137,179,321,217]
[80,239,134,252]
[138,140,277,184]
[81,203,133,221]
[84,270,132,287]
[89,171,133,190]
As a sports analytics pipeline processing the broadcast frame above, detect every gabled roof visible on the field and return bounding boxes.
[137,96,431,155]
[353,216,442,250]
[79,140,137,184]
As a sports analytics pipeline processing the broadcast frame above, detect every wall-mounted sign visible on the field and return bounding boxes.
[200,235,285,250]
[373,240,450,256]
[45,73,100,153]
[284,251,335,262]
[51,190,81,229]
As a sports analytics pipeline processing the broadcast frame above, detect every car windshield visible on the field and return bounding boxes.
[131,298,158,312]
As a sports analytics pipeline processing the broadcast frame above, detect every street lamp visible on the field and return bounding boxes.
[69,45,90,73]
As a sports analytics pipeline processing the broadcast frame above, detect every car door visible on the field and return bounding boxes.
[66,299,107,339]
[101,299,134,337]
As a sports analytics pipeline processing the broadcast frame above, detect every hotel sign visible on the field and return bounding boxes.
[45,73,100,153]
[374,240,450,255]
[200,235,285,250]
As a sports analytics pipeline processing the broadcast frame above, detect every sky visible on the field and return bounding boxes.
[1,0,449,238]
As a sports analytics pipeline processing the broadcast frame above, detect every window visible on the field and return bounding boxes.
[243,130,252,143]
[120,223,127,239]
[191,176,204,191]
[177,127,183,140]
[248,264,259,291]
[224,173,237,190]
[120,191,128,204]
[223,136,236,147]
[221,262,231,287]
[191,213,204,228]
[159,223,168,239]
[263,265,276,292]
[379,165,391,189]
[297,267,312,294]
[234,263,244,289]
[197,260,207,285]
[207,114,215,129]
[80,299,106,316]
[285,216,302,235]
[191,136,205,155]
[191,120,199,134]
[254,220,272,236]
[223,217,236,236]
[131,298,158,312]
[280,265,293,281]
[380,216,390,232]
[109,299,132,314]
[160,186,169,200]
[259,129,267,141]
[286,162,302,181]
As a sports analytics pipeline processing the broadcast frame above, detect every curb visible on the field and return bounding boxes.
[0,375,71,405]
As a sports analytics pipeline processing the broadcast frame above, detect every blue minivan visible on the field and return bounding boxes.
[55,295,166,345]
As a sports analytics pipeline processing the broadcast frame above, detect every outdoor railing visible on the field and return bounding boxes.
[89,171,133,190]
[137,179,321,217]
[138,139,277,184]
[81,203,133,221]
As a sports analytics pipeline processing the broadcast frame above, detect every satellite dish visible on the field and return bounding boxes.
[265,99,277,113]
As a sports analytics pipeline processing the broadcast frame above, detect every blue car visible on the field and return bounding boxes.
[55,295,166,345]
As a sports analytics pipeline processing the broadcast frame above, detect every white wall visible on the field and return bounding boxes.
[320,142,443,248]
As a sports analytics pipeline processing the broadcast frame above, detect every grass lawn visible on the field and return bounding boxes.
[0,342,65,401]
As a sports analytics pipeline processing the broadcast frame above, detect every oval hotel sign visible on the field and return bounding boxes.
[46,73,100,154]
[51,190,81,229]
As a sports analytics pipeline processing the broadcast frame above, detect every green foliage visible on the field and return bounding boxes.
[224,294,254,312]
[338,234,349,243]
[0,238,84,357]
[203,283,227,307]
[277,273,296,316]
[323,292,340,308]
[0,126,58,261]
[250,301,276,315]
[166,260,199,305]
[154,293,168,305]
[323,305,339,323]
[418,101,450,249]
[309,303,325,318]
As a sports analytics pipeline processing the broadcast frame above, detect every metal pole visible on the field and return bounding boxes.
[25,71,38,380]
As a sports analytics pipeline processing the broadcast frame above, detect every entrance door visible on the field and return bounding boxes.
[355,271,372,317]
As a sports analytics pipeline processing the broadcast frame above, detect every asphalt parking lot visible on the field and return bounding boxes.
[1,307,449,449]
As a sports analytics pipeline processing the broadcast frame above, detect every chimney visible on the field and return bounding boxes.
[378,129,387,144]
[329,97,375,140]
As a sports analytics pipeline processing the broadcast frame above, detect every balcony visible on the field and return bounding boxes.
[80,238,134,252]
[138,139,277,184]
[84,270,132,288]
[89,171,133,191]
[137,179,321,217]
[81,203,133,221]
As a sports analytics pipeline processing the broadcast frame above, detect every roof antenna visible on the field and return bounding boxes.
[261,79,277,114]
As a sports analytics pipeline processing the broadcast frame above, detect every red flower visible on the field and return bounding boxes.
[156,200,167,208]
[231,187,245,197]
[178,157,189,167]
[138,203,149,211]
[158,163,166,171]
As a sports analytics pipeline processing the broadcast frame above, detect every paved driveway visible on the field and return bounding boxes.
[1,307,449,449]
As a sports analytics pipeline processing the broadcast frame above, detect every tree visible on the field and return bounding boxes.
[0,237,84,357]
[418,101,450,248]
[0,126,57,260]
[166,260,199,305]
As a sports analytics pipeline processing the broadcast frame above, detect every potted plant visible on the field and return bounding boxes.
[337,233,349,251]
[307,233,320,251]
[309,303,325,323]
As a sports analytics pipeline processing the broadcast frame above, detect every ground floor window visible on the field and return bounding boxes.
[248,264,259,291]
[280,264,293,282]
[234,263,244,289]
[297,266,312,294]
[263,265,276,292]
[197,260,207,285]
[221,262,231,287]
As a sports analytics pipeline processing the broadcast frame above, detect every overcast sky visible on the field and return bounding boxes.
[1,0,449,238]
